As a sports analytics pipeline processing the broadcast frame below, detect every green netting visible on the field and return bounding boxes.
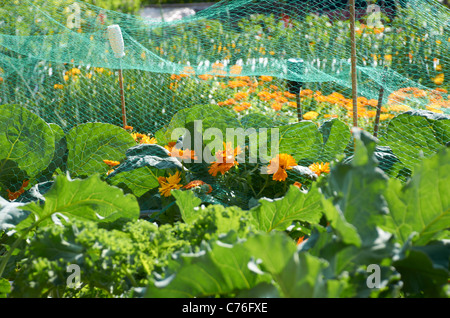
[1,0,450,209]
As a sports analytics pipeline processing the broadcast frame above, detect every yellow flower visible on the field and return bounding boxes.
[158,171,183,197]
[432,73,445,85]
[303,111,319,120]
[267,153,297,181]
[308,162,330,177]
[131,132,157,144]
[53,83,64,89]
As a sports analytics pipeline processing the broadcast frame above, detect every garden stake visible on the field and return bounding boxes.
[373,85,385,138]
[373,68,388,138]
[287,58,304,122]
[107,24,127,129]
[349,0,358,128]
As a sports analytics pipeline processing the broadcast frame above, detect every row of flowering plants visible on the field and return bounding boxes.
[0,103,449,297]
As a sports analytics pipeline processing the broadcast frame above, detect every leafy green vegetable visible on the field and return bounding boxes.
[66,122,136,177]
[0,104,55,192]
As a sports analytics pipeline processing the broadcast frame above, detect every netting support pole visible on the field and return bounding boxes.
[349,0,358,128]
[118,59,127,129]
[373,86,385,138]
[296,90,302,122]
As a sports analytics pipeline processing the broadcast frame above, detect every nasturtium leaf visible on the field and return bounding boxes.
[0,104,55,189]
[383,148,450,246]
[251,184,323,232]
[15,174,139,234]
[66,122,136,177]
[319,118,351,162]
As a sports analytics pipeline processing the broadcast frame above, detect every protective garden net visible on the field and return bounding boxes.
[1,0,449,208]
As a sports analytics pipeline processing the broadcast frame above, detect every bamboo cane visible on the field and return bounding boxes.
[349,0,358,128]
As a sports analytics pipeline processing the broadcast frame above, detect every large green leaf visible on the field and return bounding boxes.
[106,144,184,197]
[146,234,270,298]
[383,111,449,170]
[172,190,202,224]
[66,123,136,177]
[251,184,323,232]
[15,174,140,234]
[277,121,323,164]
[319,118,352,162]
[323,129,389,246]
[156,104,241,145]
[0,104,55,190]
[383,148,450,245]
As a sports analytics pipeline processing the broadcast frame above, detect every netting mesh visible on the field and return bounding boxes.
[1,0,450,208]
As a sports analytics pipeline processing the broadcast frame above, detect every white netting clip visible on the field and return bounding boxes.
[107,24,125,58]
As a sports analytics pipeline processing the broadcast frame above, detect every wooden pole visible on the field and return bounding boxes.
[118,60,127,129]
[373,86,385,138]
[349,0,358,128]
[296,89,302,122]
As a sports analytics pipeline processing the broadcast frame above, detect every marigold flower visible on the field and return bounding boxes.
[230,64,242,75]
[234,91,248,101]
[271,102,282,111]
[293,181,302,189]
[259,75,273,82]
[308,162,330,177]
[7,180,29,201]
[158,171,183,197]
[303,111,319,120]
[164,142,197,161]
[267,153,297,181]
[132,133,157,144]
[53,84,64,89]
[208,142,242,176]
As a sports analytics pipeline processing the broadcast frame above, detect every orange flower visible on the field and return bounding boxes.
[158,171,183,197]
[267,153,297,181]
[308,162,330,177]
[208,142,242,176]
[230,64,243,75]
[259,75,273,82]
[234,91,248,101]
[198,74,213,81]
[293,181,302,189]
[271,102,282,111]
[164,142,197,161]
[124,125,133,131]
[103,160,120,168]
[233,102,251,112]
[7,180,29,201]
[183,180,213,194]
